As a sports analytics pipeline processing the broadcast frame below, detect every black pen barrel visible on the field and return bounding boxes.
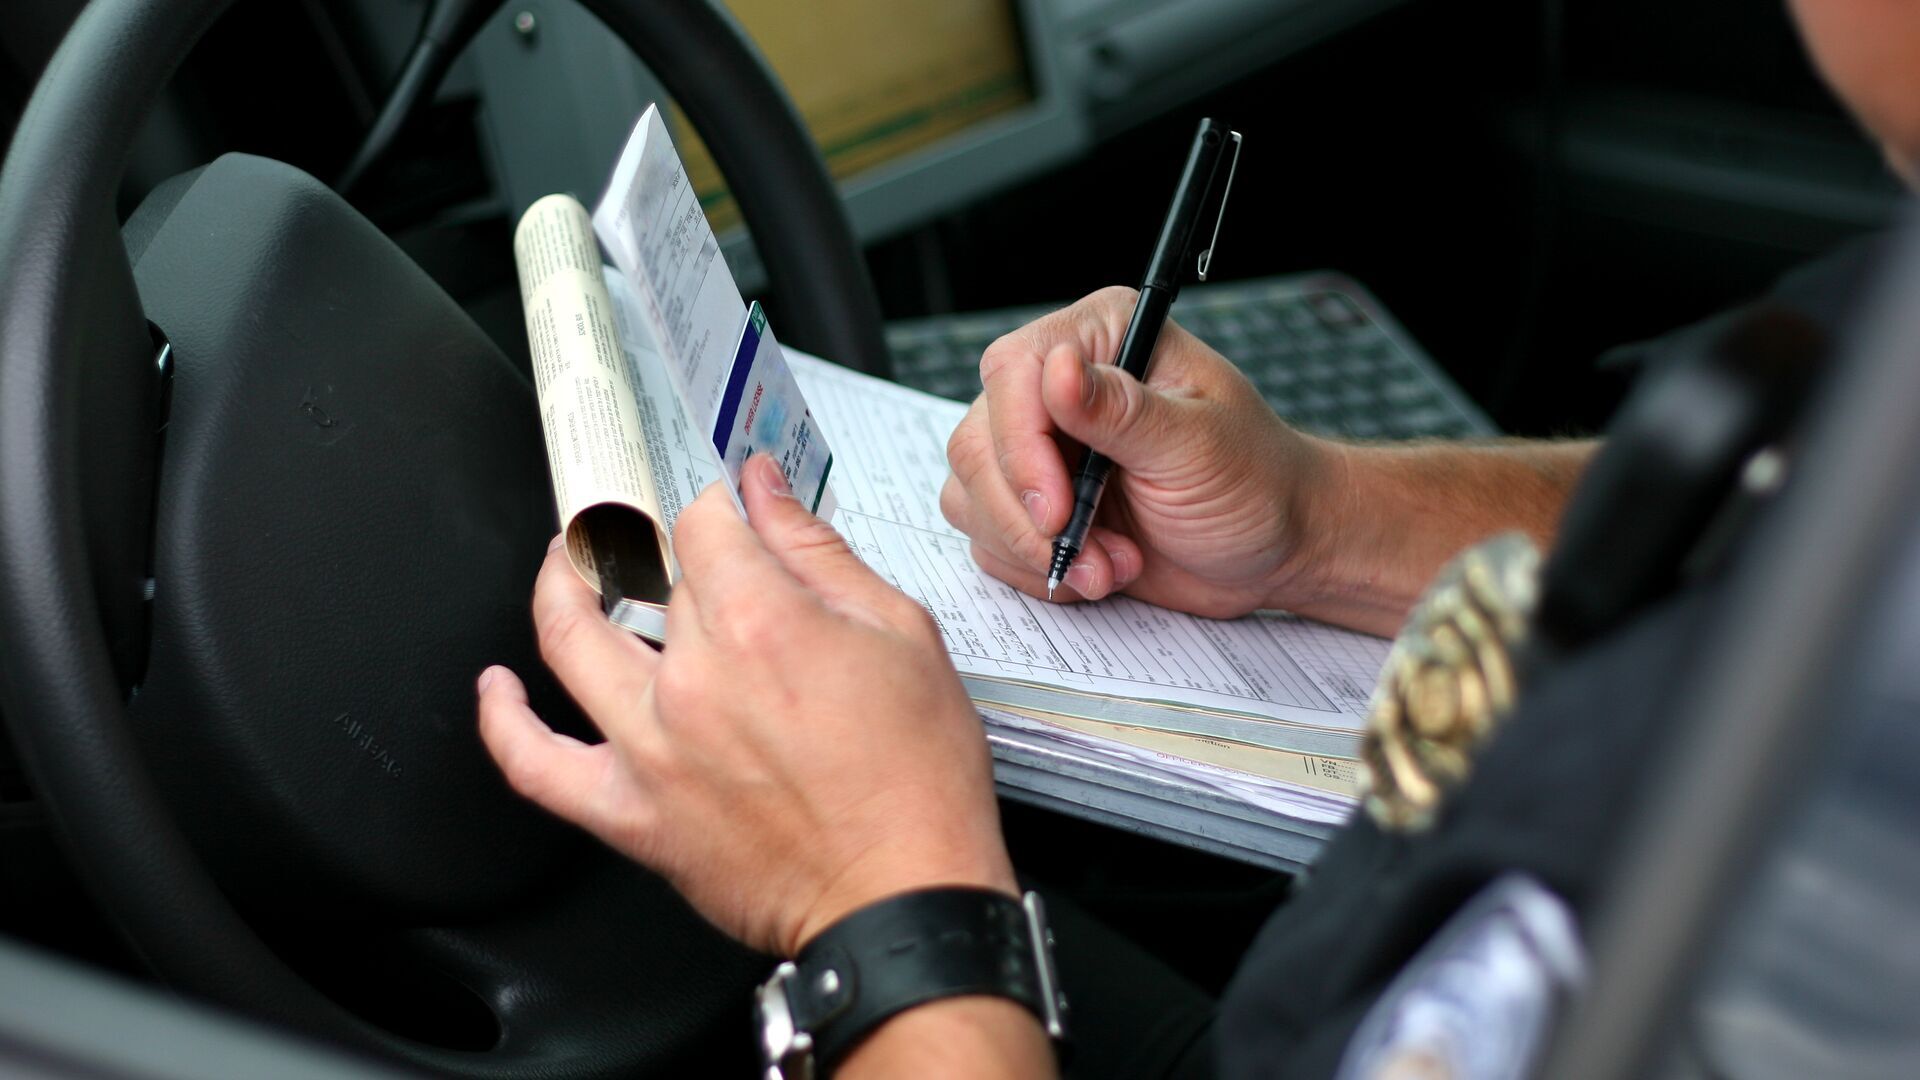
[1142,118,1232,289]
[1050,116,1236,594]
[1112,284,1175,381]
[1049,454,1112,584]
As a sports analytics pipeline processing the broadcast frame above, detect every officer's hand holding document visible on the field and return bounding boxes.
[510,106,1394,847]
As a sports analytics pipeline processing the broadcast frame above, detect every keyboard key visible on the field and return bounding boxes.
[1241,307,1283,335]
[1399,406,1455,430]
[1381,379,1431,404]
[1310,292,1363,329]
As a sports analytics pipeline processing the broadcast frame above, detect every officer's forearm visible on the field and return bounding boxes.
[1275,438,1598,638]
[838,996,1055,1079]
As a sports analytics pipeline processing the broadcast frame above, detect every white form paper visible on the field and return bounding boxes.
[786,352,1392,749]
[593,105,835,516]
[593,104,747,430]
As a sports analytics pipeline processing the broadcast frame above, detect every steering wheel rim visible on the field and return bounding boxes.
[0,0,883,1073]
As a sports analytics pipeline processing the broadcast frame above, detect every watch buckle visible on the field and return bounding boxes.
[1023,891,1070,1040]
[756,961,816,1080]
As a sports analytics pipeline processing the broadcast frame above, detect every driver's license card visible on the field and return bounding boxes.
[711,302,836,520]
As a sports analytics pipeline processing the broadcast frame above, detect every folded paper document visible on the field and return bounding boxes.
[513,107,1392,852]
[512,105,833,640]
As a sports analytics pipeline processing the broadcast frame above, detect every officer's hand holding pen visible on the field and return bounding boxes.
[938,286,1334,620]
[940,118,1344,621]
[1043,118,1245,597]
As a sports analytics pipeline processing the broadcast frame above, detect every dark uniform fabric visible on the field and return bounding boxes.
[1214,234,1886,1079]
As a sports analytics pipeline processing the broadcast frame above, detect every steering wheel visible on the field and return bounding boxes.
[0,0,886,1074]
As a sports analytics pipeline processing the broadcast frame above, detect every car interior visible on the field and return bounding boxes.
[1,0,1915,1076]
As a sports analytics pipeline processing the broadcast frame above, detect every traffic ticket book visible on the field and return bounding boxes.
[513,106,1394,812]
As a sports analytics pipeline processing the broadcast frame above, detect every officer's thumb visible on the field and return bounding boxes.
[1041,345,1186,470]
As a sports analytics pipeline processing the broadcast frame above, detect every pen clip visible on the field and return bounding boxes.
[1195,130,1242,282]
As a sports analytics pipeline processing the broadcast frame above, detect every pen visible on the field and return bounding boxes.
[1047,118,1242,598]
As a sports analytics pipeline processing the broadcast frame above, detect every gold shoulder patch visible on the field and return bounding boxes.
[1361,532,1541,831]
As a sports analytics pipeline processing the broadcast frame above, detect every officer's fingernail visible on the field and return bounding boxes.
[1022,490,1050,531]
[477,666,498,694]
[548,533,566,553]
[1110,547,1136,586]
[1065,563,1097,598]
[760,457,793,497]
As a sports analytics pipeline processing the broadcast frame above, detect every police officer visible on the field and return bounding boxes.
[472,2,1918,1074]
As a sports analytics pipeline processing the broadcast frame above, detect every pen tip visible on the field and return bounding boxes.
[1046,576,1059,601]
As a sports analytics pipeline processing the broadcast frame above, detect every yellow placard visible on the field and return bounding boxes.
[676,0,1032,232]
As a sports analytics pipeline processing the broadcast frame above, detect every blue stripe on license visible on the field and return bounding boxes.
[711,303,764,454]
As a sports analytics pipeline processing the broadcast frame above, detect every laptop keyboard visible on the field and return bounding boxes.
[884,272,1495,441]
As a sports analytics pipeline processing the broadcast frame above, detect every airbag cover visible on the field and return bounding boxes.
[125,154,588,923]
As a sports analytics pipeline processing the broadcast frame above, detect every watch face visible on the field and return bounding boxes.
[756,961,813,1080]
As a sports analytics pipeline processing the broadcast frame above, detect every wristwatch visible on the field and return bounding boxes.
[754,887,1069,1079]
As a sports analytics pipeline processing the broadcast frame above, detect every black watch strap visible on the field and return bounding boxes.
[779,887,1068,1073]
